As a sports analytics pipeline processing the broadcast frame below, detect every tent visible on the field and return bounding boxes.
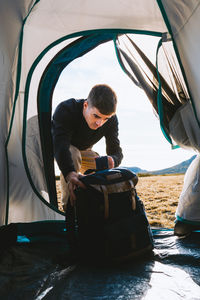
[1,0,200,298]
[1,0,200,227]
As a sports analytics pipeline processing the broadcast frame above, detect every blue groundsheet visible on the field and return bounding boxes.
[0,228,200,300]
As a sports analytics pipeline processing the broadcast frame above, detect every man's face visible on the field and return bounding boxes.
[83,101,115,130]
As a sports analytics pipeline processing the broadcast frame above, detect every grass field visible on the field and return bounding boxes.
[56,174,184,229]
[136,174,184,228]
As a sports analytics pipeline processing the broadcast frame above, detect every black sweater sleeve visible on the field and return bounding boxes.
[51,100,77,177]
[105,115,123,167]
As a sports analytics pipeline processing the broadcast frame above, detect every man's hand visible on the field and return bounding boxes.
[65,171,85,206]
[107,156,115,169]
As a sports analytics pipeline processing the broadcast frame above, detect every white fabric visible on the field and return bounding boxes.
[169,101,200,152]
[162,0,200,121]
[0,0,35,225]
[22,0,167,83]
[163,1,200,224]
[169,101,200,223]
[26,116,49,201]
[7,113,64,222]
[26,38,77,120]
[176,155,200,222]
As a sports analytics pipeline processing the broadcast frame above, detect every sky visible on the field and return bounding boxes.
[52,34,195,172]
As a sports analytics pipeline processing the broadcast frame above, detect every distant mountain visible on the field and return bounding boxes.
[128,166,148,174]
[127,155,196,175]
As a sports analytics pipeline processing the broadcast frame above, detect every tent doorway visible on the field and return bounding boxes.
[24,32,193,214]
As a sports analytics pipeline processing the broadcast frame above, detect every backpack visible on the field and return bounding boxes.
[66,168,154,263]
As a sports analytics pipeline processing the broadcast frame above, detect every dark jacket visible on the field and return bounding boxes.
[52,99,123,177]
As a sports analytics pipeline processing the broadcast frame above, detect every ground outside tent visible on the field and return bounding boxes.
[0,228,200,300]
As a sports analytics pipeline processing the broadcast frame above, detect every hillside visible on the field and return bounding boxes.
[127,155,196,175]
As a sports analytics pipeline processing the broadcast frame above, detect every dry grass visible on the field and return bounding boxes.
[56,174,184,228]
[137,174,184,228]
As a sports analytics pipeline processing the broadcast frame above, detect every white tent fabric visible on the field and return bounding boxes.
[162,1,200,120]
[1,0,200,226]
[169,101,200,152]
[176,155,200,222]
[0,0,36,225]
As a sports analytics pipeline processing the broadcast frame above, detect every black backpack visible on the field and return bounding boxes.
[66,168,154,263]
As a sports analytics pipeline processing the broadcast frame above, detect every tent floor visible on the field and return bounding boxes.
[0,228,200,299]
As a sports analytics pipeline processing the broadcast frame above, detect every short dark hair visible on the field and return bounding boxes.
[87,84,117,115]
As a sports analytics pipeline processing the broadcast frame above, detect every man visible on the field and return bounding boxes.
[52,84,123,208]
